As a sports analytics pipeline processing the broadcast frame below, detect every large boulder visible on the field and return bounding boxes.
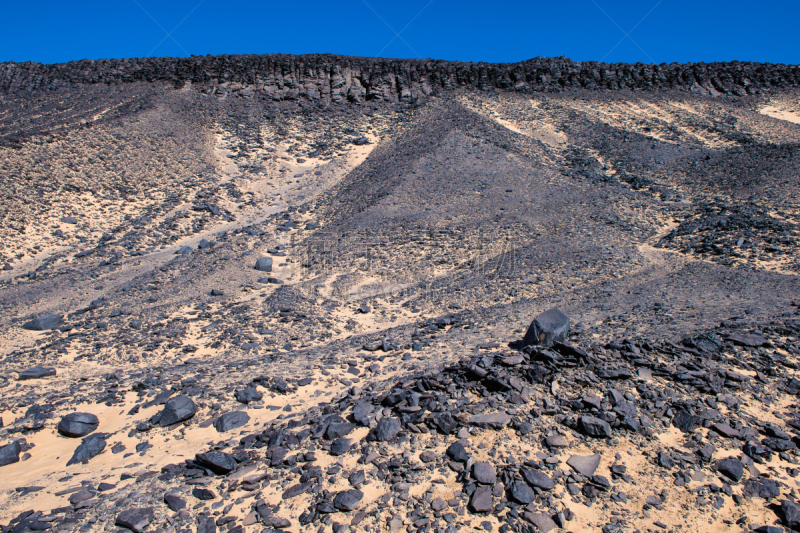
[156,395,197,426]
[22,314,63,331]
[521,308,569,347]
[0,441,21,467]
[57,412,99,438]
[254,257,273,272]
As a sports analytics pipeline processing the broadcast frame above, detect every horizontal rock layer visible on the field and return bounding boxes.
[1,54,798,100]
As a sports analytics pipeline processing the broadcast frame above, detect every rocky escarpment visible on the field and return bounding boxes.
[0,54,798,102]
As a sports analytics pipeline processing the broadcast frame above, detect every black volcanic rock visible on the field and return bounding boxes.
[156,395,196,426]
[213,411,250,432]
[115,508,154,533]
[255,257,273,272]
[372,417,401,442]
[0,441,21,467]
[521,308,569,347]
[57,412,99,438]
[22,313,62,331]
[579,415,612,438]
[17,366,56,380]
[333,489,363,511]
[66,434,106,465]
[195,451,237,475]
[2,54,796,100]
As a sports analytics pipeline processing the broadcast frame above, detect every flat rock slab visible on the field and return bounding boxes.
[712,422,742,439]
[473,462,496,484]
[545,435,568,448]
[22,314,63,331]
[67,434,106,466]
[523,469,555,490]
[727,333,768,347]
[282,481,312,499]
[213,411,250,433]
[18,366,56,380]
[115,508,154,533]
[468,413,511,430]
[57,412,99,438]
[567,454,601,477]
[524,512,557,533]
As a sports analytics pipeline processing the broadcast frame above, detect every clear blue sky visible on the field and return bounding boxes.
[1,0,798,65]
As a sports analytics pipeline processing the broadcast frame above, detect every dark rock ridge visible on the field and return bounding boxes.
[1,53,798,99]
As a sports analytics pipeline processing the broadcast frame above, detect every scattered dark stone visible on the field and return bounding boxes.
[192,487,216,500]
[579,415,612,438]
[468,413,511,430]
[521,308,569,347]
[446,441,468,462]
[326,422,356,440]
[672,410,701,433]
[234,386,262,404]
[0,441,21,467]
[57,413,99,438]
[66,434,106,465]
[545,435,568,448]
[164,494,187,511]
[525,512,557,533]
[195,451,237,475]
[431,412,458,434]
[348,470,366,487]
[157,395,197,426]
[782,499,800,529]
[469,485,493,513]
[282,482,312,499]
[567,454,601,477]
[522,469,555,490]
[255,257,273,272]
[330,438,353,456]
[473,462,496,484]
[508,481,535,504]
[727,333,768,347]
[17,366,56,380]
[743,478,780,499]
[333,489,363,511]
[22,314,63,331]
[715,457,744,482]
[373,417,401,442]
[115,507,154,533]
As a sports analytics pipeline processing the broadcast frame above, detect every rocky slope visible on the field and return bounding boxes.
[0,53,800,533]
